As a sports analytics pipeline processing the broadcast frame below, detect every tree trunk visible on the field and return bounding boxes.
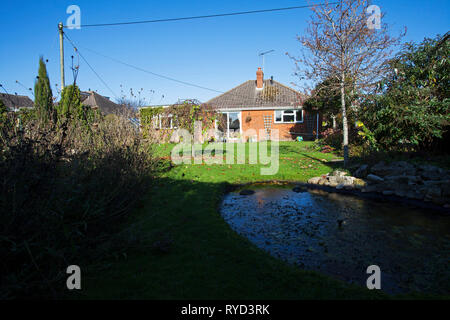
[341,71,349,166]
[332,115,337,129]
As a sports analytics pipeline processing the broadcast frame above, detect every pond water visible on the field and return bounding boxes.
[220,184,450,295]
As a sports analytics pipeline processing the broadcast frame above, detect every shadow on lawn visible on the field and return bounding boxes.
[115,172,450,299]
[75,174,392,300]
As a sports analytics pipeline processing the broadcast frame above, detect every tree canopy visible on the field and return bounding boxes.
[289,0,404,164]
[361,33,450,151]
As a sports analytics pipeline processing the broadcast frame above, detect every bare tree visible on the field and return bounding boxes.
[116,86,150,119]
[288,0,404,165]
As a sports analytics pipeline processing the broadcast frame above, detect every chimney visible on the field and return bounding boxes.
[256,67,264,89]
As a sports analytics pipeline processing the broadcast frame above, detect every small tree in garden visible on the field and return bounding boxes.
[34,57,54,123]
[288,0,404,165]
[57,84,82,120]
[117,86,151,122]
[117,87,148,110]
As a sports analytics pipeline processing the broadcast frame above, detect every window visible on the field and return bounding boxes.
[283,110,295,122]
[228,112,240,131]
[275,111,282,122]
[295,110,303,122]
[274,109,303,123]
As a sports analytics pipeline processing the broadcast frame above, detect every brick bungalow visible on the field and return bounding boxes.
[206,68,321,142]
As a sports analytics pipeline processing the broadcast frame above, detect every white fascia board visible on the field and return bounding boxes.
[217,106,303,112]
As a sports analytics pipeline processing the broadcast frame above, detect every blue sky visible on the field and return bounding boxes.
[0,0,449,105]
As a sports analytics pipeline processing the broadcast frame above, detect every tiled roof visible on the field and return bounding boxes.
[81,91,121,115]
[0,93,34,111]
[206,79,305,110]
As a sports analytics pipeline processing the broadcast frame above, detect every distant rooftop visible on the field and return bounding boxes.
[81,91,122,115]
[0,93,34,111]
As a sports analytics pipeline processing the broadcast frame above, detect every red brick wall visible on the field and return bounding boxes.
[241,110,322,141]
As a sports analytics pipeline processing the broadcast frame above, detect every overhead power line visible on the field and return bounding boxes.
[69,42,263,103]
[16,80,34,97]
[58,3,330,102]
[65,35,229,101]
[65,39,306,104]
[63,33,119,99]
[62,38,309,106]
[0,84,10,95]
[64,3,337,28]
[76,44,225,94]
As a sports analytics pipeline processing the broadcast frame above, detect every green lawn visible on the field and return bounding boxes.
[74,141,390,299]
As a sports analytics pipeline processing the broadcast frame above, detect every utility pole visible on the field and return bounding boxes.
[58,22,65,90]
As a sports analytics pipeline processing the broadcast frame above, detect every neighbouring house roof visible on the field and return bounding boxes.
[206,79,306,110]
[81,91,122,115]
[0,93,34,111]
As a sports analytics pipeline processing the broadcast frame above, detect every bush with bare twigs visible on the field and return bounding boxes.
[0,110,157,299]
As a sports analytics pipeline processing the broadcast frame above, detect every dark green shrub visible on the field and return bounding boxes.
[0,113,156,299]
[57,85,82,120]
[0,99,7,114]
[0,99,7,124]
[57,85,100,126]
[360,34,450,152]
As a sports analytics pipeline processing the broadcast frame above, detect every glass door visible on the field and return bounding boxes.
[217,112,241,141]
[228,112,240,140]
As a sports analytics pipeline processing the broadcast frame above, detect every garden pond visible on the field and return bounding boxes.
[220,184,450,295]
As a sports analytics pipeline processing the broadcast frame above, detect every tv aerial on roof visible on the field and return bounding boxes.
[259,50,275,73]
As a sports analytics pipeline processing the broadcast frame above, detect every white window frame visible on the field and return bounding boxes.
[153,114,176,129]
[219,111,242,140]
[274,109,303,124]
